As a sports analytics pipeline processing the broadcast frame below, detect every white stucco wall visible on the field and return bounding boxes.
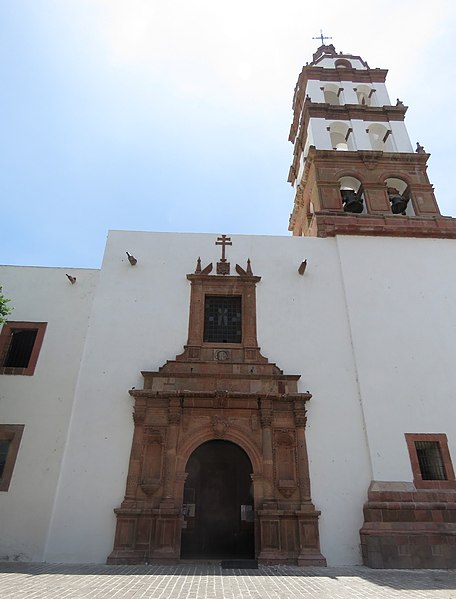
[307,118,333,150]
[4,231,456,567]
[371,83,391,107]
[43,231,372,566]
[389,121,413,151]
[336,236,456,481]
[0,266,98,561]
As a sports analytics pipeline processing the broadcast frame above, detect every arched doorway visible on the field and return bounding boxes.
[180,440,254,559]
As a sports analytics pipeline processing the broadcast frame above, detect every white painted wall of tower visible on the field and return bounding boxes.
[304,80,391,107]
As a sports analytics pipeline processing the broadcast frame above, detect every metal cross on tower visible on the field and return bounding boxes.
[312,29,332,45]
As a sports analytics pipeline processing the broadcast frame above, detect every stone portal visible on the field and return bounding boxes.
[107,243,326,566]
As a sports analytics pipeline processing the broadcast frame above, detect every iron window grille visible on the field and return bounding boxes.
[405,433,456,489]
[415,441,446,480]
[203,296,242,343]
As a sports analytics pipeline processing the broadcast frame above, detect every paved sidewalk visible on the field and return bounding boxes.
[0,562,455,599]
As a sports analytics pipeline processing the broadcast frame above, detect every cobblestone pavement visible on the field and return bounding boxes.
[0,562,455,599]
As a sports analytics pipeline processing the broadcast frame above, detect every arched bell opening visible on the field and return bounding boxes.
[355,84,376,107]
[180,439,255,560]
[329,122,354,151]
[335,58,352,69]
[323,83,342,105]
[367,123,395,152]
[385,177,415,215]
[339,176,366,214]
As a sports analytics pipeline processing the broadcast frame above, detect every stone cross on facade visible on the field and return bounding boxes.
[216,234,232,275]
[312,29,332,45]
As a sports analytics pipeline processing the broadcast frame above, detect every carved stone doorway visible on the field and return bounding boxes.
[180,440,254,559]
[108,246,326,566]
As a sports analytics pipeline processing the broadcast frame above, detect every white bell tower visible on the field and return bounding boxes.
[287,44,453,239]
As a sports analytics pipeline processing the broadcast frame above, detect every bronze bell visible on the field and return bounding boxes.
[387,188,408,214]
[341,189,364,213]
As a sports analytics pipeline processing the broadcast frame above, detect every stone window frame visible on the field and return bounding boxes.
[0,321,47,376]
[0,424,25,491]
[405,433,456,489]
[186,274,261,350]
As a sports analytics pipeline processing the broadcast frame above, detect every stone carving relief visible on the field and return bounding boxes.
[273,429,298,498]
[211,415,230,438]
[140,428,165,496]
[214,349,230,362]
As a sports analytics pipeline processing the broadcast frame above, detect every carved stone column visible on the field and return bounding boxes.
[161,397,181,505]
[187,280,204,346]
[260,398,274,502]
[243,282,258,348]
[293,399,326,566]
[125,399,147,501]
[293,400,311,504]
[149,397,182,561]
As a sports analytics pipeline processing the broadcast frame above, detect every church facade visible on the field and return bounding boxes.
[1,45,456,569]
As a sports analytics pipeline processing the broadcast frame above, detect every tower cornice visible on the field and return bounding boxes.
[289,101,407,147]
[300,66,388,84]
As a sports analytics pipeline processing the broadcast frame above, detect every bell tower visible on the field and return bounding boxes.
[288,44,456,238]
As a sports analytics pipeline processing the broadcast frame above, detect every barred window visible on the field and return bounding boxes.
[415,441,446,480]
[405,433,456,489]
[203,296,242,343]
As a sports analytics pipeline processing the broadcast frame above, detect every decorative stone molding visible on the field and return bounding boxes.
[133,406,146,424]
[211,415,230,438]
[294,404,308,428]
[108,244,323,566]
[273,429,298,499]
[214,349,230,362]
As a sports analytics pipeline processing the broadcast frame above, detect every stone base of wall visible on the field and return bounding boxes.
[360,482,456,569]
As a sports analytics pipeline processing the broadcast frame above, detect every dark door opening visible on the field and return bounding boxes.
[180,440,254,559]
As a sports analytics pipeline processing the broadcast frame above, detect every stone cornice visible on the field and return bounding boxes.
[129,389,312,401]
[141,371,301,381]
[304,102,407,122]
[187,274,261,283]
[308,148,429,166]
[313,212,456,239]
[300,66,388,84]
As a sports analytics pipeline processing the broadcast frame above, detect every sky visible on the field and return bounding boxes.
[1,0,456,268]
